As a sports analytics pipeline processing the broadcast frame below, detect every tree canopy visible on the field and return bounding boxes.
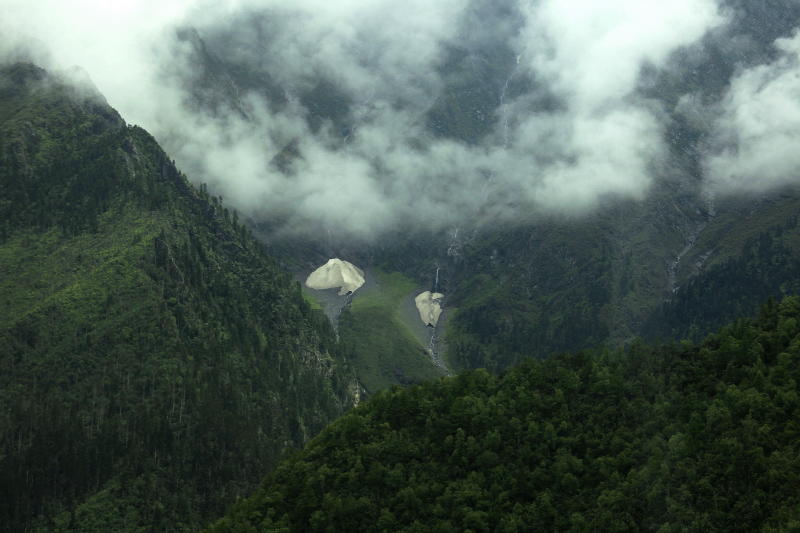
[208,297,800,533]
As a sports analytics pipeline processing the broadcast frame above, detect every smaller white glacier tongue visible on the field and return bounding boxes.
[305,258,365,296]
[415,291,444,327]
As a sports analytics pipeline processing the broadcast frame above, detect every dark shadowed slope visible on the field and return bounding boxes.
[207,297,800,533]
[0,63,356,533]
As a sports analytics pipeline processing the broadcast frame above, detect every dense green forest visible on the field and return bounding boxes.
[207,297,800,533]
[444,220,614,373]
[0,63,355,532]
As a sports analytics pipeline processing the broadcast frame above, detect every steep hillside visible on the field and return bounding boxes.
[173,10,800,380]
[443,184,800,372]
[646,191,800,341]
[206,297,800,533]
[0,63,355,532]
[90,2,800,387]
[336,270,445,393]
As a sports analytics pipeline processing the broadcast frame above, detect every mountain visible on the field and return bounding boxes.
[0,63,356,532]
[205,297,800,533]
[443,184,800,373]
[4,3,800,531]
[157,1,800,386]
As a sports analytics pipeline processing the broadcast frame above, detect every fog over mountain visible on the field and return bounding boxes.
[706,30,800,193]
[2,0,799,239]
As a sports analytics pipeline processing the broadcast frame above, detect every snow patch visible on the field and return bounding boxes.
[305,258,365,296]
[415,291,444,327]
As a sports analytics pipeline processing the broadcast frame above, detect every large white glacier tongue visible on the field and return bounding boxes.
[305,258,365,296]
[415,291,444,327]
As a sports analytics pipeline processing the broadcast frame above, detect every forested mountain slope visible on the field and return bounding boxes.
[444,185,800,373]
[207,297,800,533]
[646,192,800,342]
[170,4,800,381]
[0,63,355,532]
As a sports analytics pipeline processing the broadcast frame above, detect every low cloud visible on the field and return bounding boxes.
[1,0,747,241]
[705,30,800,194]
[503,0,722,209]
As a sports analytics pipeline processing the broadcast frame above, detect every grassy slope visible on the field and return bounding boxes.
[339,270,443,393]
[302,291,323,311]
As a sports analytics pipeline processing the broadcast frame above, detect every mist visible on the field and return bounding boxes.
[705,30,800,195]
[2,0,798,241]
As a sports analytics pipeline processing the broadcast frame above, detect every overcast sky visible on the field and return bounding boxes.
[1,0,798,240]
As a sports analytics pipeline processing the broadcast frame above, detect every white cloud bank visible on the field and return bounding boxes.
[705,30,800,194]
[506,0,722,209]
[0,0,743,240]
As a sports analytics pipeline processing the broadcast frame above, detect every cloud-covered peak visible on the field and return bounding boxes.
[705,30,800,194]
[4,0,796,242]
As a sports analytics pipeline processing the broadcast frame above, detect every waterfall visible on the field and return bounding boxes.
[499,54,523,149]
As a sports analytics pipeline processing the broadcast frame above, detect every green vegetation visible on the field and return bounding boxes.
[445,220,616,373]
[443,186,800,375]
[5,47,800,533]
[0,63,354,533]
[301,291,323,311]
[646,212,800,342]
[339,270,443,393]
[207,297,800,533]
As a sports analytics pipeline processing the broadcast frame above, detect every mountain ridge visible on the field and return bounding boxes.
[0,62,356,532]
[206,296,800,532]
